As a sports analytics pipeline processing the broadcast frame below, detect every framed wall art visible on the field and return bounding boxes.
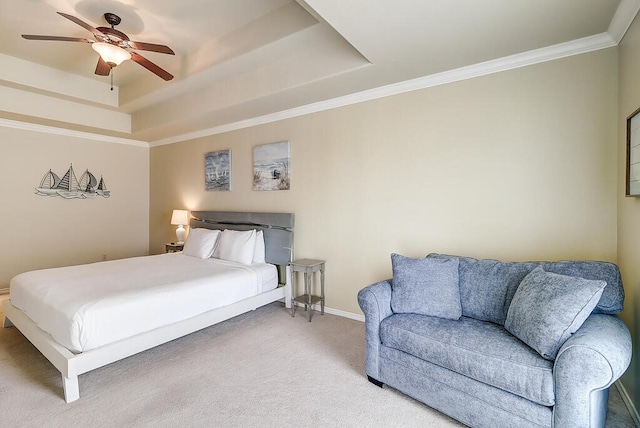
[205,150,231,191]
[253,141,290,191]
[627,107,640,196]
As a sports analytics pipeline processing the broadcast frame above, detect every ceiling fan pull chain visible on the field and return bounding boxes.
[110,71,113,91]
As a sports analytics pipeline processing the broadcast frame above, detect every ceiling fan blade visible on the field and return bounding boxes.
[57,12,104,38]
[130,51,174,81]
[95,57,111,76]
[22,35,93,43]
[128,41,175,55]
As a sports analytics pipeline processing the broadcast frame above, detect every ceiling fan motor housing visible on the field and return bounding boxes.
[103,13,121,27]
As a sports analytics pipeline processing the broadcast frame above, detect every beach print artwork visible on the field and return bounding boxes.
[35,164,110,199]
[253,141,290,191]
[205,150,231,191]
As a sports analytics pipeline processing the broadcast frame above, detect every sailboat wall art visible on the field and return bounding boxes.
[205,150,231,191]
[35,164,111,199]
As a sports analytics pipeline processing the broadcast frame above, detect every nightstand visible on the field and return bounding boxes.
[290,259,325,322]
[165,242,184,253]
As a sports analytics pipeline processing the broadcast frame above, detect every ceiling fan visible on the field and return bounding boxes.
[22,12,175,81]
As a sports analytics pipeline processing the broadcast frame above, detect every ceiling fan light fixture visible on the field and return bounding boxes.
[92,42,131,66]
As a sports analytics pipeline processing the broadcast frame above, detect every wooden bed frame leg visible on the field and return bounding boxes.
[63,375,80,403]
[3,316,13,328]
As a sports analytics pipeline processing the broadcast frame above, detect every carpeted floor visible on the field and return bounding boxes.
[0,297,636,427]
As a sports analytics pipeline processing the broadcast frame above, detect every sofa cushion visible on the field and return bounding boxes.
[390,254,461,320]
[427,254,624,325]
[505,267,606,360]
[380,313,555,406]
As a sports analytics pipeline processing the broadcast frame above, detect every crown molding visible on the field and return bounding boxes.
[4,2,633,150]
[151,32,617,147]
[0,118,148,148]
[608,0,640,43]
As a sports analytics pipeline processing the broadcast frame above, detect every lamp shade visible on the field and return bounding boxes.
[91,42,131,66]
[171,209,189,225]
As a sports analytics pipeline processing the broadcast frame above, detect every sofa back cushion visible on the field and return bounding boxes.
[427,253,624,326]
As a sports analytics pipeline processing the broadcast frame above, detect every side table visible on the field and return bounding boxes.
[165,242,184,253]
[290,259,325,322]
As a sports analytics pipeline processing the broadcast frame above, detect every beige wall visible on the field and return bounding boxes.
[150,48,618,316]
[0,126,150,288]
[618,13,640,415]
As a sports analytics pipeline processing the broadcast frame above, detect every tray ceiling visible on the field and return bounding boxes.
[0,0,635,143]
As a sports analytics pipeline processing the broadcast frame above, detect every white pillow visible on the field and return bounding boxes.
[214,229,257,265]
[253,230,266,264]
[182,228,220,259]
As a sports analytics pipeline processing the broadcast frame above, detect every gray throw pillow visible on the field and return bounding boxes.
[390,253,461,320]
[504,266,606,360]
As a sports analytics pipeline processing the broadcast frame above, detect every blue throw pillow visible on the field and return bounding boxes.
[390,253,461,320]
[504,266,606,360]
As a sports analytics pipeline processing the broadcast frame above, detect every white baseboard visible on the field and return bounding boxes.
[616,380,640,427]
[324,306,364,322]
[291,301,364,322]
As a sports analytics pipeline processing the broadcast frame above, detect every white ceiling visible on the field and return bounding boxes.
[0,0,637,144]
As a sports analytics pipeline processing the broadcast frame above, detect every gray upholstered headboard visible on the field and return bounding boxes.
[189,211,294,266]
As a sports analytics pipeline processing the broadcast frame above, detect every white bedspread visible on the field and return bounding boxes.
[9,253,278,353]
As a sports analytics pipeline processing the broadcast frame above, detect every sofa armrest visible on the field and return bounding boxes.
[358,280,394,380]
[553,314,632,427]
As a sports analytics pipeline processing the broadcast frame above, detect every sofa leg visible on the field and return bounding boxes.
[367,376,384,388]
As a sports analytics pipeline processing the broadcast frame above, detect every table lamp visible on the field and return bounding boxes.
[171,209,189,244]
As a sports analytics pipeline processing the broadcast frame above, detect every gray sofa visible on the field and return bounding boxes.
[358,253,632,428]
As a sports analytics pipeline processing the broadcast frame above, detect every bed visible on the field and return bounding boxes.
[2,211,294,403]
